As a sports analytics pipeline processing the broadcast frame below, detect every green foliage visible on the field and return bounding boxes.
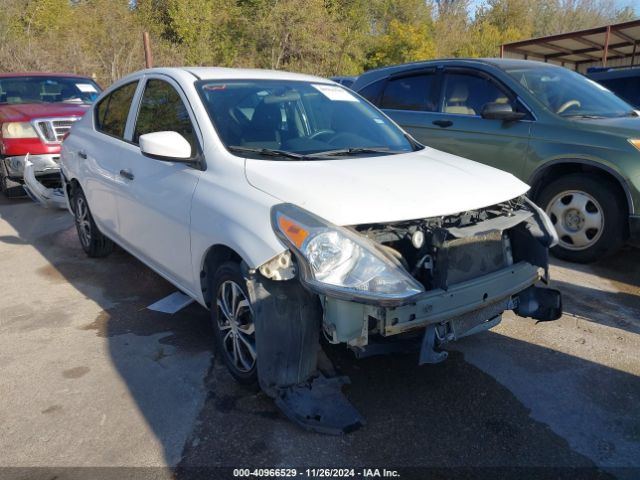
[366,19,436,68]
[0,0,637,85]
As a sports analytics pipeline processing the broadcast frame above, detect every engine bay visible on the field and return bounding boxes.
[353,197,530,291]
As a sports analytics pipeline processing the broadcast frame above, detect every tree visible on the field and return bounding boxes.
[432,0,471,57]
[0,0,638,83]
[366,19,436,68]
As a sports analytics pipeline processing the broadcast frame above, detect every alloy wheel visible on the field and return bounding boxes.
[216,280,256,373]
[546,190,604,251]
[75,196,92,248]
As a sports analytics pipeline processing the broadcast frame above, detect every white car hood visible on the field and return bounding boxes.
[245,147,530,226]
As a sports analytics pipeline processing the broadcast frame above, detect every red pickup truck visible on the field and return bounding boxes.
[0,73,101,197]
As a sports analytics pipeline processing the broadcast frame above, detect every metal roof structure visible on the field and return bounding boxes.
[500,19,640,71]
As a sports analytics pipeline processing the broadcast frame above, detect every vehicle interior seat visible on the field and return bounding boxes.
[242,100,282,148]
[445,83,476,115]
[207,99,244,146]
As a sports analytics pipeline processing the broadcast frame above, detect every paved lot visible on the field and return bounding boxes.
[0,195,639,479]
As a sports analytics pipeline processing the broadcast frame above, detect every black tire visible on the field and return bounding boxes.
[211,261,257,384]
[537,173,627,263]
[71,188,114,258]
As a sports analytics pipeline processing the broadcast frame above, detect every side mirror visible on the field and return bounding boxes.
[139,131,193,161]
[481,102,526,121]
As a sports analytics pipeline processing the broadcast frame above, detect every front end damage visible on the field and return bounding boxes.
[22,155,67,209]
[324,197,561,362]
[249,197,561,434]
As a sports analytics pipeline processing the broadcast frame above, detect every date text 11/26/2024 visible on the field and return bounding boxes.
[233,468,401,478]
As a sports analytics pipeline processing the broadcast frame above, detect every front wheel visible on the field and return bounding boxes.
[537,173,627,263]
[72,188,114,258]
[211,261,257,384]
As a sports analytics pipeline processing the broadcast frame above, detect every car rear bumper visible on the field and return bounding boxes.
[2,154,60,180]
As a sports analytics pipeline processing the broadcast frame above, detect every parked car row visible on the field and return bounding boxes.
[3,58,636,434]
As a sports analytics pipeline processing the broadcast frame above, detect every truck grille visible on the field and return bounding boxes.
[33,117,80,143]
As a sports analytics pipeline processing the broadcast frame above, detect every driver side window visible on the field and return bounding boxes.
[443,72,513,116]
[133,79,197,153]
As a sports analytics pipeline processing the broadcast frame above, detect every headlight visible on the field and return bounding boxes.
[1,122,38,139]
[629,139,640,152]
[272,204,424,303]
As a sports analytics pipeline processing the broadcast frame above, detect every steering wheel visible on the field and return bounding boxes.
[557,100,581,114]
[308,129,335,141]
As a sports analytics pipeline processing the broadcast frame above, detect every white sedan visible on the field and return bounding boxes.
[60,67,561,433]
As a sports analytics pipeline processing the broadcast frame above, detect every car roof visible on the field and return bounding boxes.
[0,72,94,79]
[352,58,556,87]
[120,67,335,85]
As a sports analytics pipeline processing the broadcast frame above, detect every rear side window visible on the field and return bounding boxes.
[133,79,197,152]
[381,74,436,111]
[95,82,138,138]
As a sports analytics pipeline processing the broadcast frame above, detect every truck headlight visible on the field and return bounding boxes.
[272,204,424,303]
[1,122,38,139]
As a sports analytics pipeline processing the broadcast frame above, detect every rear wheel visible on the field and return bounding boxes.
[72,188,113,257]
[211,261,257,384]
[537,173,627,263]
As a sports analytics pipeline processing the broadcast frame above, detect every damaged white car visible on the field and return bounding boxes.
[60,68,562,434]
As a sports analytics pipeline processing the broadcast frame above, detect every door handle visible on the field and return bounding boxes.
[119,169,134,181]
[78,150,87,159]
[432,120,453,128]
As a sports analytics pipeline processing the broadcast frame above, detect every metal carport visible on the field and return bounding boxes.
[500,19,640,72]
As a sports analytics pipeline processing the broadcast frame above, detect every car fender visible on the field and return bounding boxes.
[527,157,635,214]
[189,171,287,305]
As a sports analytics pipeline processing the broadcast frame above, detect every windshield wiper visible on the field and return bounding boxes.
[228,145,306,160]
[307,147,400,158]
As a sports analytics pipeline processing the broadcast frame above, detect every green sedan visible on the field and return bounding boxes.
[352,59,640,263]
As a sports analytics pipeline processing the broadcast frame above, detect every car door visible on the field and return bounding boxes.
[425,68,532,175]
[79,81,139,238]
[376,69,442,145]
[115,76,203,290]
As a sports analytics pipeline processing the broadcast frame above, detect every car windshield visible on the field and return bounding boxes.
[503,65,634,118]
[0,76,101,105]
[197,80,417,159]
